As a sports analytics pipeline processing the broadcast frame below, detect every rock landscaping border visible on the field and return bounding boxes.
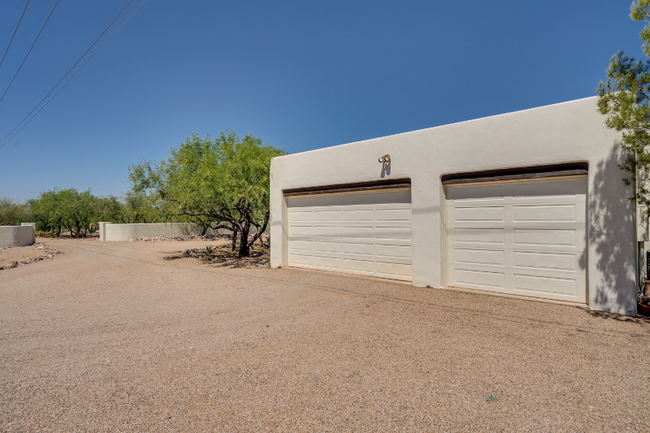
[0,243,62,270]
[136,234,231,242]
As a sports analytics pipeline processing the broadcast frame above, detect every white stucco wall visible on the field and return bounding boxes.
[98,222,225,241]
[270,97,637,315]
[0,225,35,248]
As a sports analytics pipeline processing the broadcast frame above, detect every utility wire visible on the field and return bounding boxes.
[0,0,60,104]
[0,0,148,150]
[0,0,134,146]
[0,0,31,70]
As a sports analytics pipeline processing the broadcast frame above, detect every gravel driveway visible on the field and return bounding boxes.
[1,239,649,432]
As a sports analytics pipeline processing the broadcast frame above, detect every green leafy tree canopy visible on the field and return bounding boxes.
[598,0,650,213]
[29,188,98,237]
[129,131,287,257]
[0,197,32,226]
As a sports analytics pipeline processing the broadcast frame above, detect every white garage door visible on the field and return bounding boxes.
[446,176,587,303]
[287,188,412,281]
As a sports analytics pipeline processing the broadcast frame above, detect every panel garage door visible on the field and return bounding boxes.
[287,188,412,281]
[446,176,587,303]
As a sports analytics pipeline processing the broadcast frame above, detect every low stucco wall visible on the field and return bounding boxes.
[270,96,638,316]
[98,222,225,241]
[0,225,35,248]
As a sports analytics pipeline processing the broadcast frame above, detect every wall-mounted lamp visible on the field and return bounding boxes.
[378,154,391,163]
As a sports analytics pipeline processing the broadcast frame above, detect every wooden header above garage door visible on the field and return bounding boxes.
[441,162,588,185]
[283,178,411,197]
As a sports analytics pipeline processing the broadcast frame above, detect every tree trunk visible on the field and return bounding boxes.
[231,227,238,252]
[238,224,250,257]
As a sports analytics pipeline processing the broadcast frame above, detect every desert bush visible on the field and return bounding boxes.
[0,196,32,226]
[29,188,98,237]
[36,230,58,238]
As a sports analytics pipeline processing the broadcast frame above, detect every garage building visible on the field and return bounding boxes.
[269,97,640,316]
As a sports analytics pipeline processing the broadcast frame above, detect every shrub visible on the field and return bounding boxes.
[36,230,58,238]
[0,197,32,226]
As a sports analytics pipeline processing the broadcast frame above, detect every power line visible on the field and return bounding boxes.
[0,0,135,146]
[0,0,148,150]
[0,0,31,70]
[0,0,60,104]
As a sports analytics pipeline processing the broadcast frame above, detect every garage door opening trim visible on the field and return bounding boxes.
[441,162,588,185]
[283,178,411,197]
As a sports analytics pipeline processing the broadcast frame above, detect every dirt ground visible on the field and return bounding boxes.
[0,243,61,268]
[1,239,650,432]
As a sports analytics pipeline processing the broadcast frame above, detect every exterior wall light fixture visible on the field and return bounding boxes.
[378,154,390,163]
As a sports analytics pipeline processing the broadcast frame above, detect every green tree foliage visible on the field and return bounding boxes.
[0,196,32,226]
[129,131,287,257]
[598,0,650,214]
[29,188,98,237]
[96,191,169,224]
[29,188,169,236]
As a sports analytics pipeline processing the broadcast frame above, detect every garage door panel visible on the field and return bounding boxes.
[289,253,317,266]
[513,274,577,296]
[313,211,341,222]
[375,244,412,259]
[513,205,576,222]
[287,188,412,281]
[289,225,314,237]
[455,248,505,266]
[513,251,577,271]
[455,228,505,244]
[454,206,505,222]
[374,238,411,247]
[446,176,587,303]
[289,210,313,222]
[313,226,341,237]
[513,229,577,246]
[375,262,412,278]
[375,226,411,239]
[313,241,341,253]
[342,226,374,238]
[342,258,375,272]
[455,269,506,290]
[311,255,342,268]
[289,240,313,251]
[374,209,411,221]
[341,242,374,255]
[342,210,373,221]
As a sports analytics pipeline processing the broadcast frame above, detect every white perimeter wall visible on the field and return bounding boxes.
[0,225,35,248]
[270,97,637,315]
[99,222,225,241]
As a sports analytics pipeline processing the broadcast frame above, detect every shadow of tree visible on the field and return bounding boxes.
[588,145,638,315]
[585,308,650,323]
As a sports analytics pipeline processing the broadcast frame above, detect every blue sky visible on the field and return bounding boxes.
[0,0,646,201]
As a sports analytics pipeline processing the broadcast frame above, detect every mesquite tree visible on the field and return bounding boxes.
[128,131,286,257]
[598,1,650,219]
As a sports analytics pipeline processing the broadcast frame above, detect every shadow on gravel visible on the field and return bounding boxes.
[586,309,650,324]
[164,244,270,269]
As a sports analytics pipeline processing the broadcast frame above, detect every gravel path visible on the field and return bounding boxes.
[1,239,649,432]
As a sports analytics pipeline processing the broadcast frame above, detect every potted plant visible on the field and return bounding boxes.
[638,281,650,315]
